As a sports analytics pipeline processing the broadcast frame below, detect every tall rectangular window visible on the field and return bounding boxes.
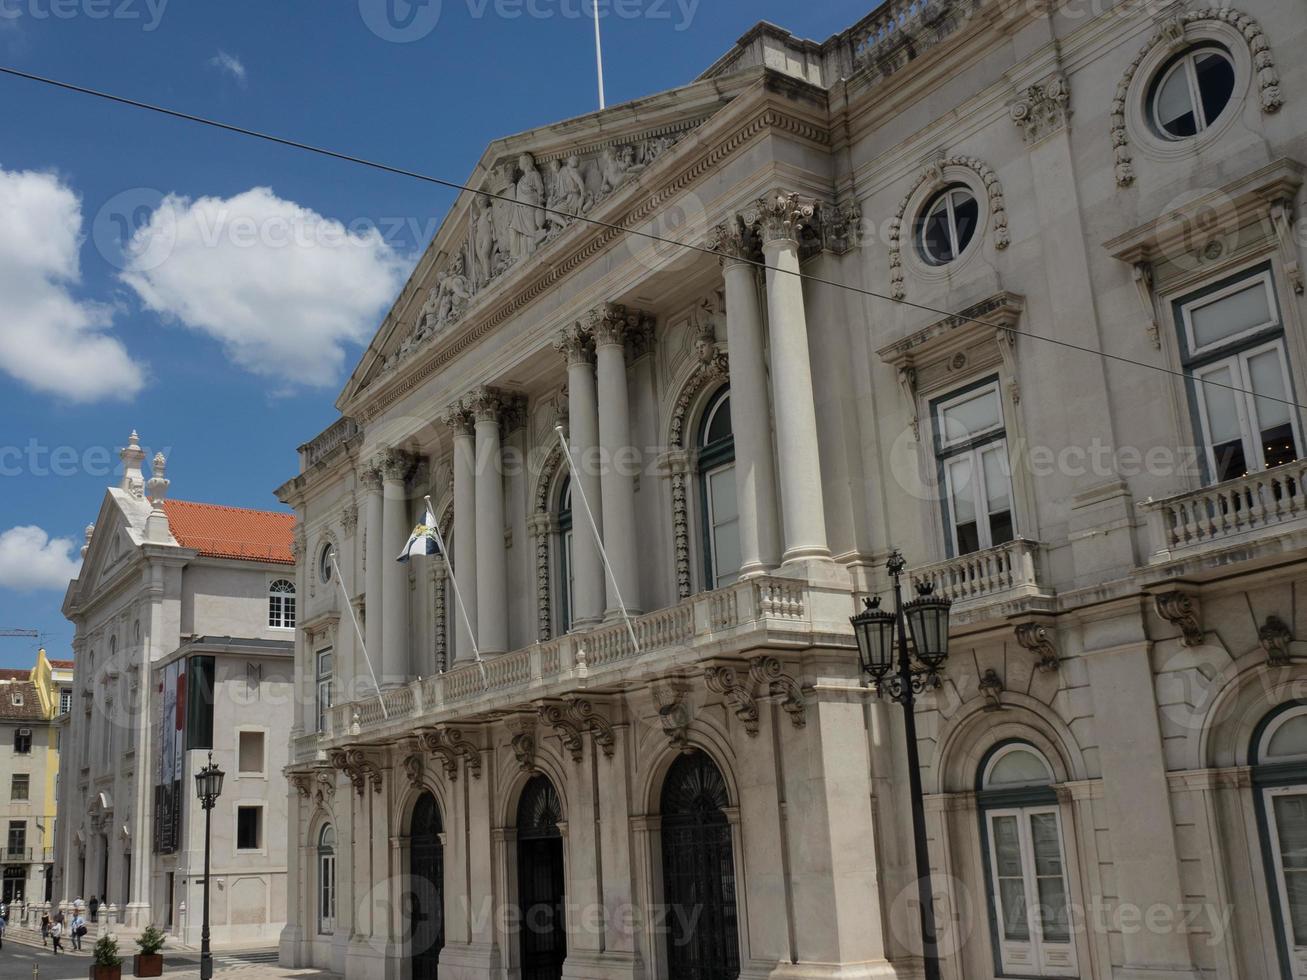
[236,806,263,851]
[185,656,216,750]
[13,728,31,754]
[315,650,333,734]
[7,820,26,856]
[932,380,1015,556]
[985,807,1076,976]
[10,774,29,801]
[238,731,266,775]
[1176,266,1301,482]
[59,688,72,715]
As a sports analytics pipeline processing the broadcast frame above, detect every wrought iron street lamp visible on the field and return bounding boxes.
[850,550,952,980]
[194,753,225,980]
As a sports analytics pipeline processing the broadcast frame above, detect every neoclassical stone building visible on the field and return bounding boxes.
[276,1,1307,978]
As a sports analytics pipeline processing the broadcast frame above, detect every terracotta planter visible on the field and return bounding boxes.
[90,966,122,980]
[133,954,163,978]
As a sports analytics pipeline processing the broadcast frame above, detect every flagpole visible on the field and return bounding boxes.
[423,497,487,684]
[328,551,388,720]
[553,426,640,654]
[591,0,606,110]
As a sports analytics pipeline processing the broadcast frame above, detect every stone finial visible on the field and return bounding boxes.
[146,452,170,508]
[119,430,146,498]
[81,524,95,560]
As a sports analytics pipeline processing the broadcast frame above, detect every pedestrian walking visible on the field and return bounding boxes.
[70,910,87,951]
[40,909,50,945]
[0,910,6,951]
[50,918,62,954]
[87,896,99,923]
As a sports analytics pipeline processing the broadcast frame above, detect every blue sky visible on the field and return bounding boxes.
[0,0,871,666]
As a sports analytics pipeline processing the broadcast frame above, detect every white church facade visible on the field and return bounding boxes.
[276,1,1307,978]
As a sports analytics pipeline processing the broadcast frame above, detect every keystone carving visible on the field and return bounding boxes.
[505,713,539,772]
[651,678,693,754]
[401,751,425,789]
[1261,615,1294,667]
[978,669,1005,712]
[1013,622,1060,672]
[1154,591,1203,647]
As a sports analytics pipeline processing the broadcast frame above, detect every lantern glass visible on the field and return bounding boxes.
[905,588,952,669]
[850,598,896,678]
[195,757,225,803]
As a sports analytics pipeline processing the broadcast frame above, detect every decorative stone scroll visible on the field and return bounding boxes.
[538,701,586,762]
[328,747,383,796]
[703,664,759,736]
[567,697,616,758]
[1013,622,1060,672]
[1009,74,1071,144]
[1154,591,1204,647]
[1111,7,1283,187]
[749,656,807,728]
[418,729,460,781]
[887,155,1010,300]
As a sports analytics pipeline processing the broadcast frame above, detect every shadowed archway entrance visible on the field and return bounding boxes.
[517,775,566,980]
[408,792,444,980]
[660,750,740,980]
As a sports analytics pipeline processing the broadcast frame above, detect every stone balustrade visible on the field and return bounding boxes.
[1140,460,1307,561]
[312,573,848,748]
[909,537,1047,608]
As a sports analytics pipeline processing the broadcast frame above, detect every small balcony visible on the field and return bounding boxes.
[0,847,32,862]
[312,573,855,748]
[1140,460,1307,564]
[909,538,1052,619]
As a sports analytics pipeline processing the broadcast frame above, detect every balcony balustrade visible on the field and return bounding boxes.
[909,537,1048,610]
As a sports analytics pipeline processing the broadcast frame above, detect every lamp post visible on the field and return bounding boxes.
[850,550,952,980]
[193,753,225,980]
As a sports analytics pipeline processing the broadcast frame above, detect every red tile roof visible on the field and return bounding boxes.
[161,500,296,564]
[48,660,74,669]
[0,680,43,720]
[0,669,27,682]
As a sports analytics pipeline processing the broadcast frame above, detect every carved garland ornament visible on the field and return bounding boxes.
[887,156,1010,300]
[530,444,565,642]
[1111,7,1283,187]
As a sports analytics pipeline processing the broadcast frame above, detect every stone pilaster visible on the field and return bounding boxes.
[378,449,416,685]
[555,323,605,629]
[441,406,479,664]
[467,387,509,655]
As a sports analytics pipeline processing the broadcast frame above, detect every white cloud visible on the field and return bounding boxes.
[0,526,82,592]
[0,166,146,402]
[120,187,408,388]
[209,50,247,85]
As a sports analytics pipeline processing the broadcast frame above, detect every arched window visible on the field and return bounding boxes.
[409,793,444,978]
[1253,703,1307,975]
[517,776,566,978]
[268,579,296,630]
[977,742,1076,978]
[557,477,575,634]
[697,387,739,590]
[317,824,336,935]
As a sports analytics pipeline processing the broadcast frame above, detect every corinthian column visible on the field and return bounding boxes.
[360,464,384,686]
[468,387,508,655]
[554,323,605,629]
[442,405,479,663]
[379,449,415,684]
[590,304,643,617]
[752,191,830,564]
[714,219,781,575]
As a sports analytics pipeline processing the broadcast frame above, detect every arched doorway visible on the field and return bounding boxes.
[660,750,740,980]
[408,793,445,980]
[517,775,566,980]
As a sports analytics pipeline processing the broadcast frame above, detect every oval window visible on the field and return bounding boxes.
[1150,45,1236,139]
[918,185,979,266]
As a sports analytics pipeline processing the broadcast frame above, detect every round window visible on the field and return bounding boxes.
[917,185,979,266]
[1149,45,1235,139]
[318,544,334,584]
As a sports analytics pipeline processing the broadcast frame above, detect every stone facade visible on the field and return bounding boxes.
[54,433,295,945]
[277,2,1307,979]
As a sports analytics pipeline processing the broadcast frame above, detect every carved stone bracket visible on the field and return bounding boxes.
[1261,615,1294,667]
[567,697,616,758]
[417,728,481,781]
[442,728,483,780]
[1009,73,1071,144]
[979,669,1005,712]
[538,701,586,762]
[651,677,694,754]
[401,750,425,789]
[1013,621,1060,672]
[1132,262,1162,349]
[289,772,312,799]
[749,656,808,728]
[1154,591,1204,647]
[328,747,383,797]
[505,713,539,772]
[703,664,759,736]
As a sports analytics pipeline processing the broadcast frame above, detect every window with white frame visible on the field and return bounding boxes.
[917,184,980,266]
[236,805,263,851]
[979,743,1077,978]
[1148,44,1236,140]
[268,579,297,630]
[1176,266,1300,483]
[1254,703,1307,978]
[698,387,740,590]
[557,477,575,634]
[59,688,72,715]
[315,650,333,734]
[932,380,1016,556]
[318,824,336,934]
[238,730,266,775]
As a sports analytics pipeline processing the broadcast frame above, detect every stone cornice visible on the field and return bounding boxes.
[343,92,832,425]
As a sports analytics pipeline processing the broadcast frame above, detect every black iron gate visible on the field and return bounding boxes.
[660,750,741,980]
[409,792,445,980]
[517,776,566,980]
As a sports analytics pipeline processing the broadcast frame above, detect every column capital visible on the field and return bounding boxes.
[377,448,417,484]
[708,216,761,267]
[465,385,504,424]
[440,403,476,437]
[554,321,595,366]
[586,302,655,352]
[744,189,816,248]
[359,464,383,493]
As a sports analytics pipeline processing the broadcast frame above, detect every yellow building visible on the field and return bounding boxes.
[0,648,71,908]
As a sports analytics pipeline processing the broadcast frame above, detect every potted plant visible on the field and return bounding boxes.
[90,934,123,980]
[133,925,166,978]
